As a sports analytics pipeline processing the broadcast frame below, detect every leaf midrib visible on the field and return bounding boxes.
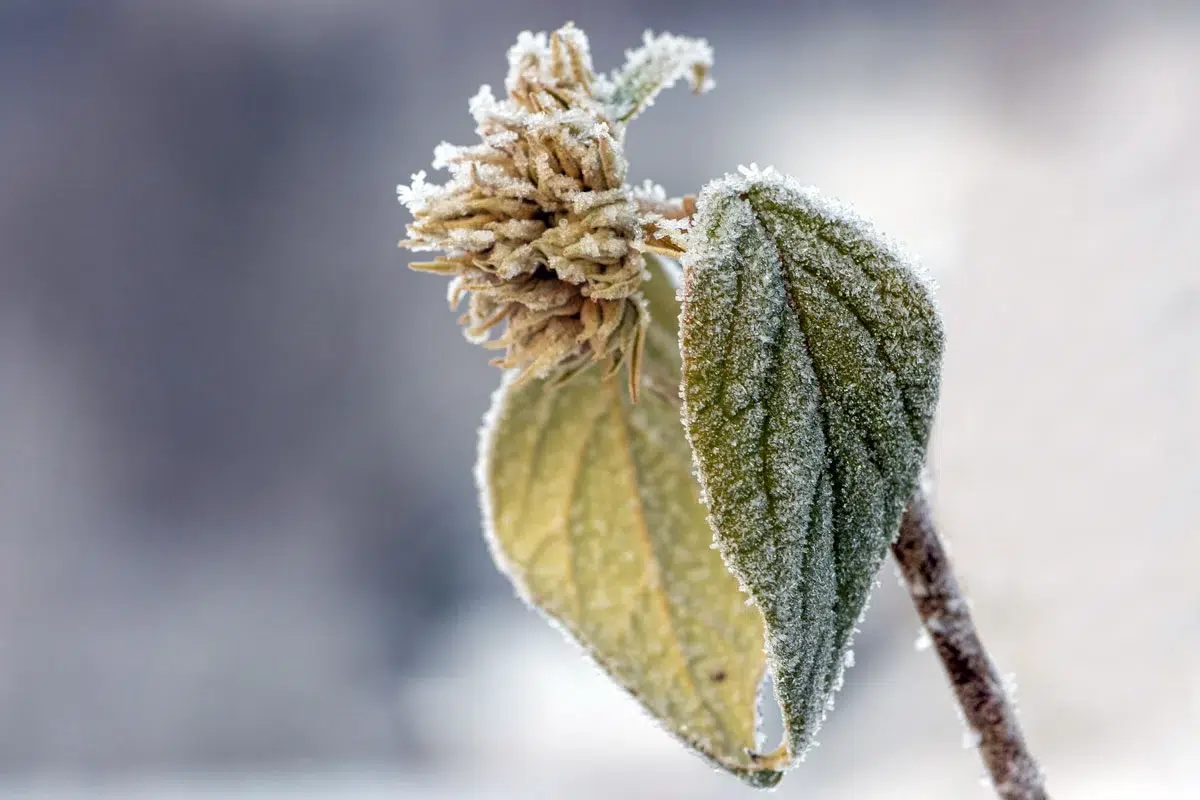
[606,380,738,758]
[749,203,845,749]
[754,196,927,445]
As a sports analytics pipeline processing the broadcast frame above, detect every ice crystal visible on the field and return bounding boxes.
[604,30,715,122]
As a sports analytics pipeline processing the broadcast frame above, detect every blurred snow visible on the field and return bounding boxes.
[0,1,1197,797]
[0,775,518,800]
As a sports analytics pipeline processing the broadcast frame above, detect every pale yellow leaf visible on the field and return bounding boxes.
[476,258,781,786]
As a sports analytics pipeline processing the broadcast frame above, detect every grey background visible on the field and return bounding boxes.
[1,1,1196,797]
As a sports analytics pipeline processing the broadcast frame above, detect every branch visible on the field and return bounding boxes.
[891,490,1050,800]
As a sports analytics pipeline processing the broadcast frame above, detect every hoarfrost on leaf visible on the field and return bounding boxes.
[679,169,944,769]
[603,30,715,123]
[631,179,669,205]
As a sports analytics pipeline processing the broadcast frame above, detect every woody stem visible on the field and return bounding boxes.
[890,490,1050,800]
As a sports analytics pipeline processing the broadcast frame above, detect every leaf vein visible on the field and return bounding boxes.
[608,381,730,750]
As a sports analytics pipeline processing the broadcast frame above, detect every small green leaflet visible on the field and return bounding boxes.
[603,31,715,123]
[478,257,783,787]
[679,168,944,770]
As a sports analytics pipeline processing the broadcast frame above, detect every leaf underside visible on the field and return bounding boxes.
[679,174,944,767]
[479,257,782,787]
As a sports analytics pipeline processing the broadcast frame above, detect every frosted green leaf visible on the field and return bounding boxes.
[477,256,781,787]
[603,31,715,123]
[678,167,944,768]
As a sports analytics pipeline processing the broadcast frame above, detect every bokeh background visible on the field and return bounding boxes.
[1,1,1197,797]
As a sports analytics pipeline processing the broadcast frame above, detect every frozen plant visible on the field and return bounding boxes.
[398,23,1050,799]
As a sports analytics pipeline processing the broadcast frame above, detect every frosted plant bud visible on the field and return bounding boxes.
[399,23,713,396]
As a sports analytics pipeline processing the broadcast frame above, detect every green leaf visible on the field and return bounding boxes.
[477,257,782,787]
[604,31,714,123]
[679,169,944,767]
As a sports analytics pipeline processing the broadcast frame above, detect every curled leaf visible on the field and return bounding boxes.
[478,257,782,787]
[604,31,715,123]
[679,167,943,767]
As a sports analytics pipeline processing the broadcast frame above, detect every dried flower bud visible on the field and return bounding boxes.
[399,23,713,395]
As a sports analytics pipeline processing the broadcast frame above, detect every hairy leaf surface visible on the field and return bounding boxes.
[679,169,943,766]
[478,257,781,786]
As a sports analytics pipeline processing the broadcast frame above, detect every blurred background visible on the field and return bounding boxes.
[1,0,1197,797]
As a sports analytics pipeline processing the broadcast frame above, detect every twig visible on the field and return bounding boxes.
[891,490,1050,800]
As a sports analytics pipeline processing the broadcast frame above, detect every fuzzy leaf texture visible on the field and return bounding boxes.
[478,256,783,787]
[679,168,944,770]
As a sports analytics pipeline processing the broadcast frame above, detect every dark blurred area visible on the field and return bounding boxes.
[1,1,1196,797]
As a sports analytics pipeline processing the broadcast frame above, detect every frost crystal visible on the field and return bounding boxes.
[399,23,714,391]
[604,30,715,122]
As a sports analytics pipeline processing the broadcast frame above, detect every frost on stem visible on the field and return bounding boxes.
[893,493,1050,800]
[398,23,712,393]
